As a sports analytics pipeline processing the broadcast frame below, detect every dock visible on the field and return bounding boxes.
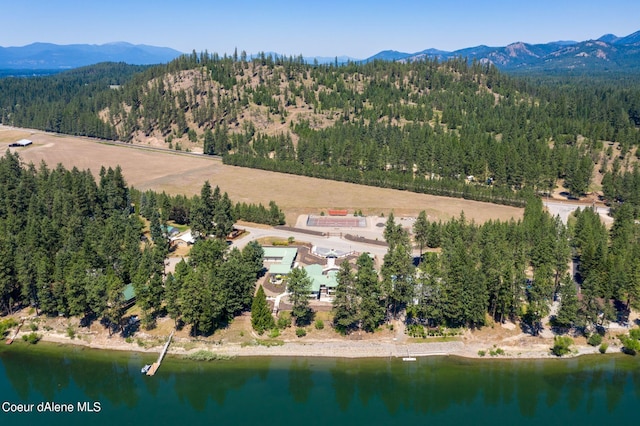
[5,319,25,345]
[146,331,174,376]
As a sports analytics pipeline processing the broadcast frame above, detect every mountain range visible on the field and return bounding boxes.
[1,29,639,72]
[364,30,640,72]
[0,42,183,69]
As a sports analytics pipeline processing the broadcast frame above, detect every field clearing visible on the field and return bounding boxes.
[0,127,524,225]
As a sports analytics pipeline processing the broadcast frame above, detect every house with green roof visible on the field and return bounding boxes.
[304,264,338,299]
[263,247,298,276]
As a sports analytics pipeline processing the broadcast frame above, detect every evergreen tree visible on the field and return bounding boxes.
[555,273,579,328]
[332,261,359,334]
[413,210,430,258]
[251,285,274,334]
[287,268,313,326]
[355,253,385,332]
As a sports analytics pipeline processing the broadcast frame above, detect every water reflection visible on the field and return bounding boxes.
[1,344,639,423]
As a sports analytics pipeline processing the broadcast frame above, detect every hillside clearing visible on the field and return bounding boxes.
[1,126,523,224]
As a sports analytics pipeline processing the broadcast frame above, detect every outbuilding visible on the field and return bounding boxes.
[9,139,32,147]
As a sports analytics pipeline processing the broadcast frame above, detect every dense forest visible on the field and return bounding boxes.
[0,151,638,339]
[0,151,284,333]
[1,54,639,208]
[330,200,640,337]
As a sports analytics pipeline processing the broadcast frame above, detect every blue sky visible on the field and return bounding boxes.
[3,0,638,58]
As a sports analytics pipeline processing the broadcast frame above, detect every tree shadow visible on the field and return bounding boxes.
[120,315,140,337]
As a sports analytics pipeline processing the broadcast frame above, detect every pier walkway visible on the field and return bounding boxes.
[146,331,174,376]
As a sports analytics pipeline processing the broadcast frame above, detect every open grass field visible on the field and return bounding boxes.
[0,126,524,225]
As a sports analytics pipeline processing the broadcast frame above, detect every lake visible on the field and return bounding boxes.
[1,342,639,425]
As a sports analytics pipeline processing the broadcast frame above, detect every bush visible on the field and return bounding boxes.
[277,313,292,329]
[314,319,324,330]
[0,318,19,337]
[66,326,76,339]
[588,333,603,346]
[551,336,574,356]
[22,332,41,344]
[599,343,608,354]
[478,350,486,357]
[268,328,280,338]
[185,350,232,361]
[619,335,640,355]
[296,328,307,338]
[407,324,426,338]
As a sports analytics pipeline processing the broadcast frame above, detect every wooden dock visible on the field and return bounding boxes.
[146,331,174,376]
[5,319,25,345]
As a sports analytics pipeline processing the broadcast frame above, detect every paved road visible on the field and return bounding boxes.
[543,200,612,225]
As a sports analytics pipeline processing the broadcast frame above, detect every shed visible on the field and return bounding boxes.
[9,139,32,147]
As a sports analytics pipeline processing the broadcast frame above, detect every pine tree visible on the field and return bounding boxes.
[287,268,313,326]
[332,261,358,334]
[413,210,430,258]
[251,285,274,334]
[555,273,578,328]
[355,253,385,332]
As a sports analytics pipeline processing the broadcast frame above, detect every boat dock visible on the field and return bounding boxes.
[5,319,25,345]
[146,331,174,376]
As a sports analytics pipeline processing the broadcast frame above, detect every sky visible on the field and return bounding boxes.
[2,0,638,58]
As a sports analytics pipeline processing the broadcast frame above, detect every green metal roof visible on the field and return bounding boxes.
[269,264,294,275]
[304,265,338,293]
[264,247,298,276]
[123,284,136,302]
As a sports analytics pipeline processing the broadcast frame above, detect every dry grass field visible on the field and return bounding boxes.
[0,126,523,224]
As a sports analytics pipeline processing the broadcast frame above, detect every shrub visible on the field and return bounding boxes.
[66,326,76,339]
[619,335,640,355]
[551,336,574,356]
[268,328,280,338]
[314,319,324,330]
[489,348,504,357]
[599,343,608,354]
[478,350,486,357]
[407,324,426,338]
[0,318,19,337]
[185,350,232,361]
[29,322,38,332]
[588,333,603,346]
[296,328,307,338]
[22,332,41,344]
[277,313,292,330]
[253,339,284,347]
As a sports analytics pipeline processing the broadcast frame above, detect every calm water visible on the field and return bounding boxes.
[1,343,639,426]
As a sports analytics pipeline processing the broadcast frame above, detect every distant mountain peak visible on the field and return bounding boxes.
[505,42,539,58]
[598,33,620,43]
[362,28,640,73]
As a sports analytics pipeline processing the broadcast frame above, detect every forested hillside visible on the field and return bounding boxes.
[0,151,284,332]
[1,53,639,208]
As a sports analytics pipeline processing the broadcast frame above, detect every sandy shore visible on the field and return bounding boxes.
[5,307,630,361]
[21,322,608,361]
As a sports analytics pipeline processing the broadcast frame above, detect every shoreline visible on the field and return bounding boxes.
[14,326,609,362]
